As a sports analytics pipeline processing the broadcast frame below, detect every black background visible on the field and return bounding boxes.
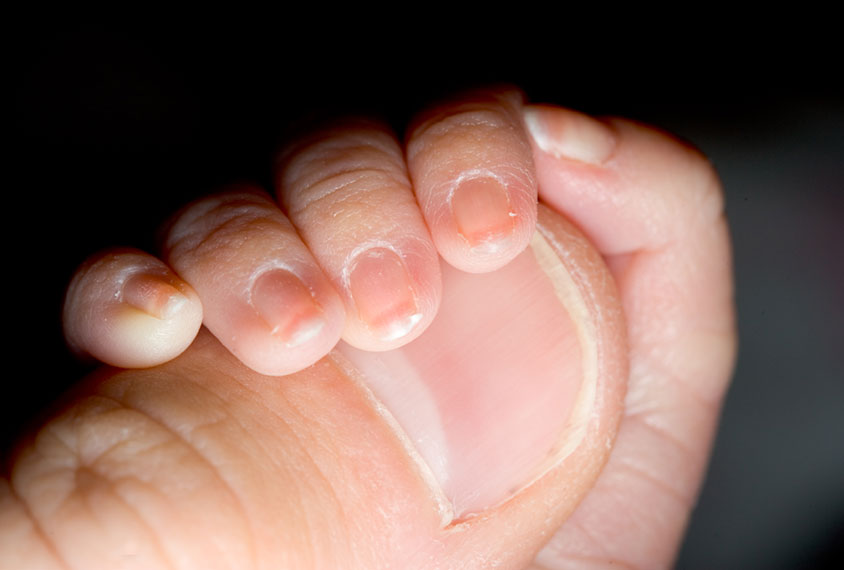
[7,21,844,569]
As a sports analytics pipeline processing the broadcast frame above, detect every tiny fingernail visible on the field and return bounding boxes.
[524,105,616,165]
[252,269,325,347]
[124,274,188,320]
[451,176,516,251]
[348,247,422,341]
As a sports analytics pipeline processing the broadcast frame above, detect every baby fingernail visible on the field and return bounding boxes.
[252,269,325,347]
[124,273,189,320]
[524,105,616,165]
[451,176,516,252]
[348,247,422,342]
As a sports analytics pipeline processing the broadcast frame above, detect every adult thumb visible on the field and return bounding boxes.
[1,206,626,569]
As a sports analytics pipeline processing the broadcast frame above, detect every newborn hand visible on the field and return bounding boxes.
[63,89,544,374]
[4,88,735,569]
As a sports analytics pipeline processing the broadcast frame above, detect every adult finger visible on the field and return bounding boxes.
[4,204,627,569]
[525,105,737,569]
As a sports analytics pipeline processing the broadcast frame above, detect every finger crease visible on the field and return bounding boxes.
[95,392,258,569]
[5,480,72,570]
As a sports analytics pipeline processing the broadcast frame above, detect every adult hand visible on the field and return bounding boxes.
[3,88,735,569]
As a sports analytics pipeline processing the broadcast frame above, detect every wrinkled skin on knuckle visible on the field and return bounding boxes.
[8,394,235,569]
[164,192,276,259]
[290,168,409,224]
[278,120,407,202]
[406,87,525,144]
[407,105,525,166]
[6,357,370,569]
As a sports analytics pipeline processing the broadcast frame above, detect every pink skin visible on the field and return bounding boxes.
[274,118,443,351]
[406,89,538,273]
[5,92,736,569]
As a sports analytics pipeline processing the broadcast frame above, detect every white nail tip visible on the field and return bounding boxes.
[524,107,615,165]
[159,293,188,320]
[467,235,511,255]
[524,108,555,154]
[277,315,325,348]
[377,311,423,342]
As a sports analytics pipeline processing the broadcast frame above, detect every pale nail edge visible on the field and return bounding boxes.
[124,274,190,321]
[328,349,456,527]
[524,106,616,165]
[448,230,599,525]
